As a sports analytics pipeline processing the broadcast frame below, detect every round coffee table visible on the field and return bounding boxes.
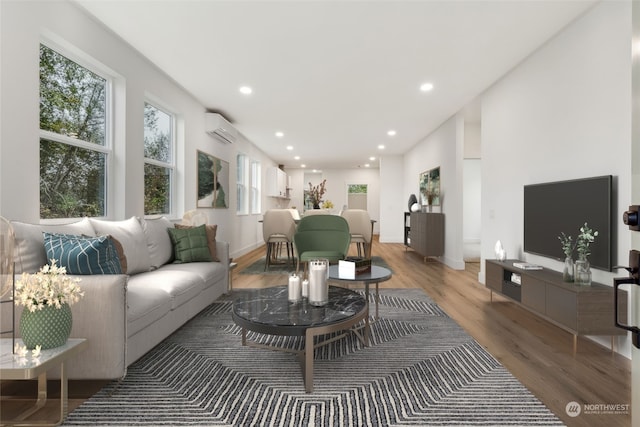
[232,285,368,393]
[328,265,392,319]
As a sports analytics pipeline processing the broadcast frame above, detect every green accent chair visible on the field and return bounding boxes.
[293,215,351,273]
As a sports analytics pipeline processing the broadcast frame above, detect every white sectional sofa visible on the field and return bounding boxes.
[9,216,229,379]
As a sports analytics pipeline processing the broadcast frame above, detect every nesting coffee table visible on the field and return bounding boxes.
[232,285,368,393]
[328,265,392,319]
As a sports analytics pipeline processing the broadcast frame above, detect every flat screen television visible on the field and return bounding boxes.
[523,175,613,271]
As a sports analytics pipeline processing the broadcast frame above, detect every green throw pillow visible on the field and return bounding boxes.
[167,225,212,263]
[43,232,123,275]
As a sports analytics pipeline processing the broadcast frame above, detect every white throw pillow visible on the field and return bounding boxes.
[90,217,151,275]
[11,217,95,273]
[139,216,174,269]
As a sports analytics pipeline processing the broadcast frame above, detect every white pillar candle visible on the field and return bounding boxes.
[288,273,301,302]
[308,259,328,306]
[302,279,309,298]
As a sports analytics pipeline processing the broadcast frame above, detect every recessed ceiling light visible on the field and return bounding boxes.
[275,131,284,138]
[387,130,396,137]
[369,156,376,161]
[286,145,294,151]
[378,144,385,150]
[294,156,300,160]
[420,82,434,92]
[239,86,253,95]
[301,164,306,168]
[364,164,370,168]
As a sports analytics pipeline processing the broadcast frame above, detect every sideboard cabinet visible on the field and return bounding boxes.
[409,212,444,260]
[485,259,628,352]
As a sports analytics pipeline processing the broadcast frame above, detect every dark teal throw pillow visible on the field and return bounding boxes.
[43,232,123,275]
[167,224,212,263]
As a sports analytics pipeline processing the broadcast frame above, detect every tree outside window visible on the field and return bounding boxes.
[144,103,174,215]
[39,44,108,218]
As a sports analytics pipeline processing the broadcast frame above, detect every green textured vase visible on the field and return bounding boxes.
[20,303,72,349]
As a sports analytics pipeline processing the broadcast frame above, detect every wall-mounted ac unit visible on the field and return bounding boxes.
[205,113,237,144]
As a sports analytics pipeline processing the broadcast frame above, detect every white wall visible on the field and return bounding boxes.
[0,0,275,259]
[480,1,632,356]
[403,115,466,270]
[378,155,404,243]
[464,123,481,159]
[463,159,481,254]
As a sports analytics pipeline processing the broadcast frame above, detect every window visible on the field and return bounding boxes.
[39,44,109,219]
[237,154,248,214]
[347,184,368,210]
[143,103,174,215]
[250,160,261,214]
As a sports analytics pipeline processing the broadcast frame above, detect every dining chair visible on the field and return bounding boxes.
[341,209,373,258]
[293,215,350,274]
[262,209,297,270]
[182,209,208,226]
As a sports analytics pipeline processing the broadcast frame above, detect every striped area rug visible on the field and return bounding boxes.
[64,289,562,426]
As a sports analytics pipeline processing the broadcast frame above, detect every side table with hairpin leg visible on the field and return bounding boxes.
[0,338,88,426]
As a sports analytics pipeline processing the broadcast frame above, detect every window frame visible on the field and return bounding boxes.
[250,159,261,214]
[236,153,249,215]
[143,100,176,217]
[39,41,113,221]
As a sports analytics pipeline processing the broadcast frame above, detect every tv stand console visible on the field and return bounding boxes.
[485,259,628,353]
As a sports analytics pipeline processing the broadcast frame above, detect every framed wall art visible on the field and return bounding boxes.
[197,150,229,208]
[419,166,440,207]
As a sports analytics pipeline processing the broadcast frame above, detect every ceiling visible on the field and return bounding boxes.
[74,0,597,170]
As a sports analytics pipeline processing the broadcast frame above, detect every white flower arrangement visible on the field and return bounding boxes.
[15,259,84,313]
[14,343,41,359]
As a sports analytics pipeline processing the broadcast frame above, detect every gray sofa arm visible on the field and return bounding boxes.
[9,274,128,380]
[216,240,230,292]
[216,240,230,264]
[66,274,128,379]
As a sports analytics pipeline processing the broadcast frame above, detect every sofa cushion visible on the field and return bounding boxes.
[43,233,122,275]
[90,217,151,275]
[11,218,95,273]
[175,224,219,261]
[167,225,212,263]
[127,268,205,311]
[125,282,173,336]
[140,216,174,269]
[160,262,226,289]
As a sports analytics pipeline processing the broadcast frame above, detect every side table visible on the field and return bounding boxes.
[0,338,88,426]
[327,265,392,319]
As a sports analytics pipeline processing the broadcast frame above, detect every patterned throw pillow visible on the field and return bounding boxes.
[174,223,219,261]
[43,233,123,275]
[167,225,212,263]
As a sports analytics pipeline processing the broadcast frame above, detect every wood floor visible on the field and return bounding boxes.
[1,237,632,426]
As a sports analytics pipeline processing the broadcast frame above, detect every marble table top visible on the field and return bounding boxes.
[328,265,392,283]
[232,285,366,336]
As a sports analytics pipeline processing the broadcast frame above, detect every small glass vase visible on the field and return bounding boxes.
[563,256,574,282]
[574,259,592,286]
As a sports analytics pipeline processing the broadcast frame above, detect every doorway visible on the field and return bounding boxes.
[347,184,367,210]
